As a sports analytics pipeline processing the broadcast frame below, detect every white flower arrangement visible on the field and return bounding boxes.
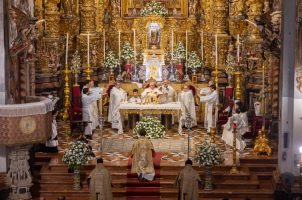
[173,42,186,62]
[62,141,93,170]
[121,41,135,61]
[133,117,165,139]
[140,1,168,17]
[104,51,119,69]
[187,51,203,69]
[194,140,223,167]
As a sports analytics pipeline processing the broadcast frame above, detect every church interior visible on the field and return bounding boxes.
[1,0,302,199]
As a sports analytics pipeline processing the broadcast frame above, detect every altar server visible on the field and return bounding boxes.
[222,101,249,151]
[178,85,197,127]
[108,82,127,132]
[82,88,101,136]
[45,109,59,153]
[200,85,219,133]
[129,89,141,104]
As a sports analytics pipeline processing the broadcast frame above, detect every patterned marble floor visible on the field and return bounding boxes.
[56,121,258,166]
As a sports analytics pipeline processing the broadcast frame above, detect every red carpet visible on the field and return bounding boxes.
[126,152,162,200]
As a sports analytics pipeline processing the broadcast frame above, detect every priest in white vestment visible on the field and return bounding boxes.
[159,79,176,103]
[199,80,214,96]
[178,85,197,127]
[108,82,127,133]
[222,101,249,151]
[82,88,101,136]
[89,81,105,130]
[141,81,163,103]
[200,85,219,133]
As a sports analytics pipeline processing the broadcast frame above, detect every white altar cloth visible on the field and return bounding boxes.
[118,102,183,134]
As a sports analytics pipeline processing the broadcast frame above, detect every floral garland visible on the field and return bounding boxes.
[140,1,168,17]
[104,51,119,69]
[62,140,94,170]
[173,42,186,62]
[121,41,135,61]
[194,140,222,167]
[187,51,203,69]
[133,117,165,139]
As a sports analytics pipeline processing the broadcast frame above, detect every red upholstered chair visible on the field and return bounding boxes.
[70,85,82,121]
[251,116,270,136]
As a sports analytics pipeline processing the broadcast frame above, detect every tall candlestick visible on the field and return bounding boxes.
[201,30,204,60]
[118,31,121,62]
[171,29,174,59]
[186,30,188,61]
[65,32,69,65]
[133,29,136,64]
[103,31,106,60]
[215,34,218,66]
[87,32,90,66]
[237,34,240,63]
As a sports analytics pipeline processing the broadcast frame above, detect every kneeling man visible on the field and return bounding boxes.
[131,129,155,181]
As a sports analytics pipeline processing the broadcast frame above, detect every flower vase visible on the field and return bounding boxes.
[192,68,196,75]
[73,168,81,190]
[204,166,213,191]
[110,68,114,75]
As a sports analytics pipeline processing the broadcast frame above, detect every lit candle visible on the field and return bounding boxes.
[103,31,106,60]
[237,34,240,63]
[118,31,121,62]
[186,30,188,61]
[171,29,174,59]
[133,29,136,64]
[215,34,218,66]
[65,32,68,65]
[87,32,90,66]
[201,30,204,60]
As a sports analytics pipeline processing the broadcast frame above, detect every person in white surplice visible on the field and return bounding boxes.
[82,88,101,136]
[158,79,176,103]
[178,85,197,127]
[89,81,105,130]
[108,82,127,133]
[200,85,219,133]
[199,80,214,96]
[221,101,249,151]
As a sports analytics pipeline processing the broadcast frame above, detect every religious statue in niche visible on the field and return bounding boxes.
[60,0,74,17]
[229,0,244,17]
[148,23,160,49]
[112,0,121,17]
[91,45,98,68]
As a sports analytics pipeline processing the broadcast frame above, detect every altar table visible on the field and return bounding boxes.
[118,102,183,134]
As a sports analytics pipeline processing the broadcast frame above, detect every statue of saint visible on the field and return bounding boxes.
[189,0,197,17]
[148,23,160,49]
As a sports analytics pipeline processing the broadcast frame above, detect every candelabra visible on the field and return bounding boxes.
[62,64,71,121]
[99,115,105,156]
[132,64,139,82]
[210,127,216,143]
[253,65,271,156]
[84,64,93,80]
[116,63,123,81]
[230,123,239,174]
